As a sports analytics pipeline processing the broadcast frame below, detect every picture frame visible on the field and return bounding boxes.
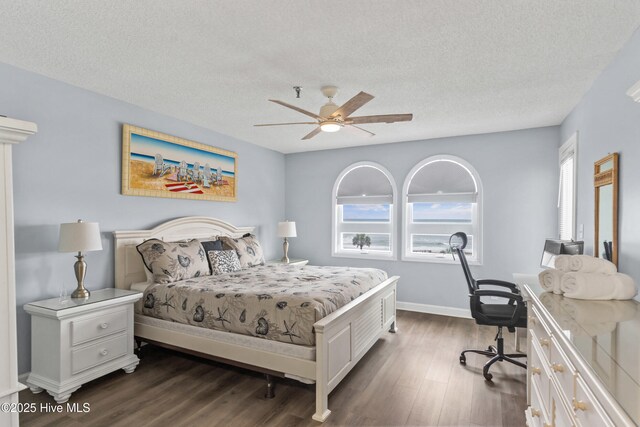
[121,124,237,202]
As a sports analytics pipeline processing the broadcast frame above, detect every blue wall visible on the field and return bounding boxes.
[0,62,286,374]
[560,27,640,295]
[284,127,560,310]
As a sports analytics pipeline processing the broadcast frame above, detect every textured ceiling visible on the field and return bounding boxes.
[0,1,639,153]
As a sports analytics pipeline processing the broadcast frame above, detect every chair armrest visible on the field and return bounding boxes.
[473,290,526,327]
[476,279,519,292]
[474,289,523,302]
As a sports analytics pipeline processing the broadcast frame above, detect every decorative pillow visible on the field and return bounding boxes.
[136,239,210,283]
[220,234,265,268]
[199,238,224,273]
[207,250,242,275]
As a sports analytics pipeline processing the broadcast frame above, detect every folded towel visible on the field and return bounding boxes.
[567,255,617,274]
[560,272,638,300]
[538,269,565,294]
[553,255,571,271]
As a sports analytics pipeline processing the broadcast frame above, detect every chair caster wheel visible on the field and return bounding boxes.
[459,355,466,365]
[483,373,493,381]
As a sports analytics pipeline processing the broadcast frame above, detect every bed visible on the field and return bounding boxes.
[114,216,399,422]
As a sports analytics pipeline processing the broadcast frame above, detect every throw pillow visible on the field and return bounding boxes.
[208,250,242,275]
[136,238,210,283]
[220,234,265,268]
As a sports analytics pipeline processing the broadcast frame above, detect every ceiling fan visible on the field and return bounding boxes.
[254,86,413,140]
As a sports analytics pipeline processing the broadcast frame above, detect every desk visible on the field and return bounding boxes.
[522,281,638,426]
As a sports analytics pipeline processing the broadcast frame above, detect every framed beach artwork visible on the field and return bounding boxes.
[121,124,237,202]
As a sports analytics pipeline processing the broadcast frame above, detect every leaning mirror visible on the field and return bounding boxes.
[594,153,619,265]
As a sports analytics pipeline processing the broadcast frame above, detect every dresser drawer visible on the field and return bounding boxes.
[71,308,127,345]
[549,337,577,398]
[71,333,128,374]
[530,306,551,359]
[550,380,575,427]
[529,378,552,427]
[530,334,551,411]
[573,376,614,427]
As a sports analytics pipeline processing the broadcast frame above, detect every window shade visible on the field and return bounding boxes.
[407,161,477,203]
[337,166,393,205]
[558,156,574,240]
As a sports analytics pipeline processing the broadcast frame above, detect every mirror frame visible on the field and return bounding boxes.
[594,153,619,265]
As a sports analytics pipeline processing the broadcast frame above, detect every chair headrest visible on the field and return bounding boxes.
[449,232,468,251]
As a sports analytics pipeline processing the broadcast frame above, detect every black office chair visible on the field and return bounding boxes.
[449,232,527,381]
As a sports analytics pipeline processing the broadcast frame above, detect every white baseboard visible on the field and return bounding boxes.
[397,301,472,319]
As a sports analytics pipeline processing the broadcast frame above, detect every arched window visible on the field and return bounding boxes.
[332,162,397,260]
[402,155,482,263]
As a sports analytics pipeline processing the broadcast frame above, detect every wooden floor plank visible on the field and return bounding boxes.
[19,310,527,427]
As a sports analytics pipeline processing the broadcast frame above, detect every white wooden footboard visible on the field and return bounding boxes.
[313,275,399,422]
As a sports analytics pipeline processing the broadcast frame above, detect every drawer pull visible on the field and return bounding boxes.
[573,398,588,411]
[539,338,550,347]
[531,366,541,375]
[551,363,564,373]
[528,316,536,325]
[531,408,540,417]
[100,349,109,356]
[100,322,109,329]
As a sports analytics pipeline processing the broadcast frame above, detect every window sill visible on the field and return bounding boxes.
[332,252,397,261]
[401,255,482,266]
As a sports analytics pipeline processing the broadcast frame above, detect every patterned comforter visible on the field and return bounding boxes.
[140,264,388,346]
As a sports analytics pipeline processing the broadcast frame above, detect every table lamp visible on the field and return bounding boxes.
[58,219,103,298]
[277,221,297,263]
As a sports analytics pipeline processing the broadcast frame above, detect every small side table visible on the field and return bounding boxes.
[24,288,142,403]
[266,259,309,266]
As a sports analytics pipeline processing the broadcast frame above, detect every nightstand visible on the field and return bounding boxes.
[24,288,142,403]
[266,259,309,266]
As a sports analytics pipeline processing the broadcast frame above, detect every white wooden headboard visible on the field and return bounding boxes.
[113,216,254,290]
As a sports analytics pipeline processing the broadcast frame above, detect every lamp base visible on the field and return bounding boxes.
[281,238,290,264]
[71,287,90,299]
[71,253,90,299]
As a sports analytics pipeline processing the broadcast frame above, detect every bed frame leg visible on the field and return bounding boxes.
[134,338,144,356]
[389,320,398,333]
[265,374,275,399]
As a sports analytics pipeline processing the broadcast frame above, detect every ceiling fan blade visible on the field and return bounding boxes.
[254,122,317,127]
[330,91,374,119]
[269,100,323,120]
[301,127,322,140]
[347,114,413,124]
[347,124,375,137]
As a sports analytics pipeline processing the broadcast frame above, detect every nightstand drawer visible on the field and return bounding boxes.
[71,333,128,374]
[71,308,127,345]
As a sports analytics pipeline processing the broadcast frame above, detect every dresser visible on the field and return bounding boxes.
[24,289,142,403]
[523,282,638,426]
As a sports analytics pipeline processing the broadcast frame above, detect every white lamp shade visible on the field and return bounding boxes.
[277,221,297,238]
[58,221,103,253]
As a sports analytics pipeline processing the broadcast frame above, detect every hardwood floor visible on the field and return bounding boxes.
[19,310,527,426]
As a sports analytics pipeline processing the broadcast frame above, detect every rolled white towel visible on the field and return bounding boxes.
[567,255,617,274]
[560,272,638,300]
[553,255,571,271]
[538,269,565,294]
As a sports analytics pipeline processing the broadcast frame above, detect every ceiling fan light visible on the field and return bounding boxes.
[320,122,341,132]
